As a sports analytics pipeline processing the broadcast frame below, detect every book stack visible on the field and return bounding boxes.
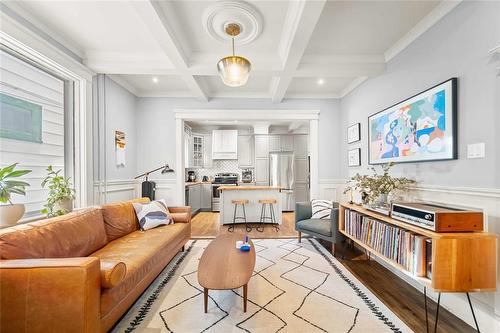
[344,209,428,277]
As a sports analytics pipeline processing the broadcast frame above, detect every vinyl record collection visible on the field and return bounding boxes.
[344,209,428,277]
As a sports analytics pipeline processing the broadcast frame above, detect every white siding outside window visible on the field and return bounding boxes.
[0,50,65,219]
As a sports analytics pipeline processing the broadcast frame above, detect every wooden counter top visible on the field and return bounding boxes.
[219,186,282,191]
[185,181,212,187]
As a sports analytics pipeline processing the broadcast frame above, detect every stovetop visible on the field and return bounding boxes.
[213,172,238,184]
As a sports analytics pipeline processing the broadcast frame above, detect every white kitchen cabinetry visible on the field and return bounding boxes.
[201,184,212,210]
[294,159,308,183]
[293,135,308,158]
[188,184,201,214]
[269,135,280,152]
[280,135,294,152]
[192,135,204,167]
[294,183,309,203]
[203,134,213,168]
[237,135,254,167]
[254,135,269,158]
[212,130,238,159]
[254,158,269,183]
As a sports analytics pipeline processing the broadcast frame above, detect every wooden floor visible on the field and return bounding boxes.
[319,239,476,333]
[190,211,298,239]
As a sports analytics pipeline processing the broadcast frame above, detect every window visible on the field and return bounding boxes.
[0,49,66,220]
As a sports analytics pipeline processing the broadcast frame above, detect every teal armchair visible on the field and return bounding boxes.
[295,201,343,255]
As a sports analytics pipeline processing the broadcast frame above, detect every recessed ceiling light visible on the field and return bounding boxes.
[317,79,325,85]
[152,77,159,83]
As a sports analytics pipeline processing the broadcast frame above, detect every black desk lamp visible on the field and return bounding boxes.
[134,164,174,200]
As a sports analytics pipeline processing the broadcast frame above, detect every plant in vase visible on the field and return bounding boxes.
[41,165,75,217]
[343,162,416,207]
[0,163,31,226]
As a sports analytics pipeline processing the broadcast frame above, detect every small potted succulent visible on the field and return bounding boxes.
[0,163,31,226]
[344,162,416,206]
[41,165,75,217]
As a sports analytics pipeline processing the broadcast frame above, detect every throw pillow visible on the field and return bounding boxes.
[311,199,333,219]
[132,199,173,231]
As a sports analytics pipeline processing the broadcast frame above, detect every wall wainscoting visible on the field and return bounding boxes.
[93,179,177,205]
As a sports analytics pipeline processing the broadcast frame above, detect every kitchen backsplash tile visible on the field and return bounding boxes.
[186,160,252,181]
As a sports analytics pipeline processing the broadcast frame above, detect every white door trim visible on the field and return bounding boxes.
[174,109,320,205]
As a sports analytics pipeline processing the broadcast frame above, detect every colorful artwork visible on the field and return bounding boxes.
[368,78,457,164]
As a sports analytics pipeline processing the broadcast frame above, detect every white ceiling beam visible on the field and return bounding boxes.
[384,0,462,62]
[270,0,327,103]
[131,0,208,102]
[295,62,385,78]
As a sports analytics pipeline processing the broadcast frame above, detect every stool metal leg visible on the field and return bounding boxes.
[255,204,266,232]
[228,203,237,232]
[244,204,252,232]
[270,203,279,231]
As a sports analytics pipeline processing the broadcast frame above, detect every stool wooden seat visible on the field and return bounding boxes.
[258,199,276,204]
[232,199,249,205]
[229,199,251,233]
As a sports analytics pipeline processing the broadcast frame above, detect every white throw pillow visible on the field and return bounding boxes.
[132,199,173,231]
[311,199,333,219]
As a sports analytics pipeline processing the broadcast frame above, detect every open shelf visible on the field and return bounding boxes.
[339,203,497,292]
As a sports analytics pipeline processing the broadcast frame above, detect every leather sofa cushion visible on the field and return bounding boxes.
[91,222,190,317]
[296,219,332,237]
[0,208,107,259]
[100,260,127,289]
[101,198,150,241]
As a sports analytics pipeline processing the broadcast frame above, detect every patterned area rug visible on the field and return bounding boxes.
[113,239,412,333]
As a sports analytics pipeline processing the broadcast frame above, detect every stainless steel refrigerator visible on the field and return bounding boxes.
[269,152,295,211]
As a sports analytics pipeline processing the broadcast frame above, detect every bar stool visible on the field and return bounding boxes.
[229,199,251,232]
[258,199,279,232]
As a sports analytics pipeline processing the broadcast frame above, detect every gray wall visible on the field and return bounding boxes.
[105,76,137,180]
[340,0,500,188]
[135,98,342,181]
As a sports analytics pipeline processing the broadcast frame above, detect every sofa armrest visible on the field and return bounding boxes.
[295,202,312,223]
[169,206,192,223]
[0,257,101,333]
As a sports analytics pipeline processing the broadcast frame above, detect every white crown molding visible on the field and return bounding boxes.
[107,74,139,97]
[174,109,320,121]
[384,0,462,62]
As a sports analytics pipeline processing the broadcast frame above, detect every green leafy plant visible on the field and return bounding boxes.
[41,165,75,217]
[0,163,31,204]
[343,162,416,205]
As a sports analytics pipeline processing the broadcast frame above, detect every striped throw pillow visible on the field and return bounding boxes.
[311,199,333,219]
[132,199,173,231]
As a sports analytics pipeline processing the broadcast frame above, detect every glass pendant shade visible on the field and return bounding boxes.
[217,55,251,87]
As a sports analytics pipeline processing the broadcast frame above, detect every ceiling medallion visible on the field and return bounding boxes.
[217,23,251,87]
[202,1,263,45]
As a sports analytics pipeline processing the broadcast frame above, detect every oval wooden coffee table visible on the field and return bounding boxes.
[198,234,256,313]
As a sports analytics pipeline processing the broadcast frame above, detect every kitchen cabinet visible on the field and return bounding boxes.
[269,135,280,152]
[254,135,269,158]
[294,159,308,183]
[293,135,308,158]
[188,184,201,214]
[237,135,254,167]
[254,158,269,183]
[294,183,309,203]
[203,134,213,168]
[192,135,204,167]
[212,130,238,159]
[201,184,212,210]
[280,135,294,152]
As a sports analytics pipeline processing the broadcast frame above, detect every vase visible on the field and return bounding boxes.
[0,204,25,226]
[55,198,73,214]
[375,193,389,206]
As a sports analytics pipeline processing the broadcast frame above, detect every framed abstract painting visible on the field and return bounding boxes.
[368,78,457,164]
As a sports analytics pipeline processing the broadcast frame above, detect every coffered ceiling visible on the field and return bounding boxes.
[3,0,460,102]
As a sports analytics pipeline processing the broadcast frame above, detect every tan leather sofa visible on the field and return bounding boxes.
[0,198,191,333]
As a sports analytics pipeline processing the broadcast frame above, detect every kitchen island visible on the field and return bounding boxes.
[219,186,282,225]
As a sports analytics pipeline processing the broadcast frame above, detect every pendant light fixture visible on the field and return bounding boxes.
[217,23,251,87]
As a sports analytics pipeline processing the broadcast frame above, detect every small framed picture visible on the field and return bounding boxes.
[347,123,361,143]
[348,148,361,167]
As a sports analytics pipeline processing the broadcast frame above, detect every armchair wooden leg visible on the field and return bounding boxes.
[331,243,336,256]
[298,232,301,243]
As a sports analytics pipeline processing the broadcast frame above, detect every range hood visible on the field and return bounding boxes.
[212,130,238,160]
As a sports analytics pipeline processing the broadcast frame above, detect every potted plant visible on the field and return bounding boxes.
[41,165,75,217]
[344,162,416,207]
[0,163,31,226]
